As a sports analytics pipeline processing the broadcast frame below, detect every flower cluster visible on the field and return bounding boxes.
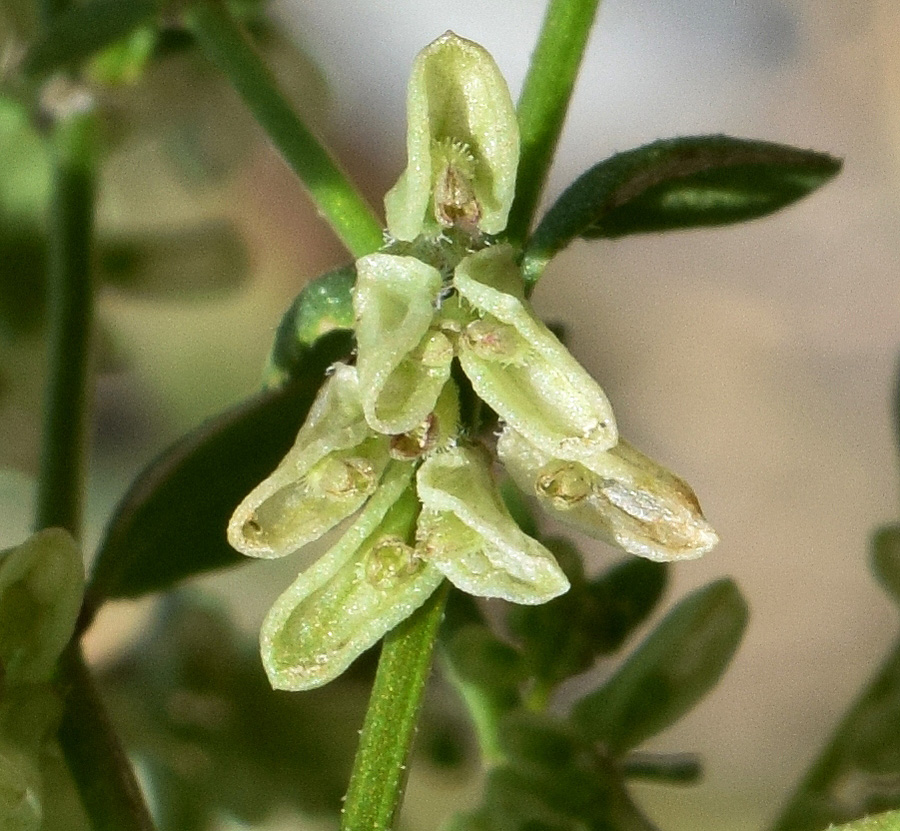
[228,33,717,691]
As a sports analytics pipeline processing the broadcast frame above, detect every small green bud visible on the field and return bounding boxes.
[498,428,719,562]
[354,253,453,434]
[260,464,443,691]
[0,743,42,831]
[416,445,568,603]
[228,365,391,559]
[455,245,618,468]
[384,32,519,240]
[0,529,83,686]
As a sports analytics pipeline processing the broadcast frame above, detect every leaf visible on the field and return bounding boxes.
[507,554,668,691]
[523,136,842,283]
[265,264,355,387]
[23,0,157,77]
[98,221,249,300]
[873,525,900,604]
[86,336,349,606]
[571,578,747,755]
[826,811,900,831]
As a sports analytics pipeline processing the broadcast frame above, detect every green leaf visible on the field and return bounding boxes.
[98,222,248,300]
[86,338,348,607]
[770,637,900,831]
[265,265,356,387]
[873,525,900,604]
[523,136,842,283]
[827,811,900,831]
[620,751,702,785]
[571,578,747,755]
[508,554,668,693]
[23,0,157,77]
[441,622,526,762]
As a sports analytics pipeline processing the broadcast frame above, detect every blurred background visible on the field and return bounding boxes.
[1,0,898,828]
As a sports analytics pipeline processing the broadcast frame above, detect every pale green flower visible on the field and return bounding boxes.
[384,32,519,241]
[498,427,719,562]
[228,364,391,559]
[454,244,618,467]
[353,253,453,434]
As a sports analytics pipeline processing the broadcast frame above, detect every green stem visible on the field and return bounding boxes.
[35,106,97,535]
[341,583,449,831]
[506,0,603,246]
[34,99,158,831]
[56,644,156,831]
[184,0,384,258]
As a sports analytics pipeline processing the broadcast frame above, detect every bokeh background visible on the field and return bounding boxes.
[1,0,899,828]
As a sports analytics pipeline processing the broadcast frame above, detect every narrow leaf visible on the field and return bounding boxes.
[524,136,841,283]
[571,578,747,755]
[23,0,157,77]
[86,340,347,608]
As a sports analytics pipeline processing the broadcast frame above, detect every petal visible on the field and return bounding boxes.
[498,427,719,562]
[354,253,453,434]
[384,32,519,240]
[228,365,391,558]
[454,246,618,466]
[0,528,84,685]
[260,463,444,691]
[416,445,568,603]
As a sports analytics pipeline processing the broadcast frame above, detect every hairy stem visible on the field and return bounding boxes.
[507,0,603,246]
[341,583,449,831]
[185,0,384,258]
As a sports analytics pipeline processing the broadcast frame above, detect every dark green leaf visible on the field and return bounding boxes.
[441,623,526,762]
[86,335,350,607]
[620,751,702,785]
[0,224,46,339]
[523,136,841,284]
[98,221,248,299]
[873,525,900,605]
[771,638,900,831]
[99,594,370,829]
[265,264,355,386]
[23,0,157,77]
[571,578,747,755]
[507,553,668,692]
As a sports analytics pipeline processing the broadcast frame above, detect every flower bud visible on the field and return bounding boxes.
[0,529,83,685]
[354,253,453,434]
[498,428,719,562]
[228,365,391,559]
[384,32,519,240]
[454,245,618,467]
[260,463,443,691]
[416,445,568,603]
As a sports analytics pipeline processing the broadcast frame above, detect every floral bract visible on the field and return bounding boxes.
[229,32,718,691]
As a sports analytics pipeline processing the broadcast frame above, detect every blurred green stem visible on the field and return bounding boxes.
[35,96,157,831]
[57,644,157,831]
[507,0,603,246]
[185,0,385,258]
[35,107,97,535]
[341,583,449,831]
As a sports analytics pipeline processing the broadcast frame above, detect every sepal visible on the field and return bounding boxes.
[260,463,444,691]
[384,32,519,240]
[354,253,453,434]
[416,445,569,603]
[498,428,719,562]
[455,245,618,467]
[228,365,390,559]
